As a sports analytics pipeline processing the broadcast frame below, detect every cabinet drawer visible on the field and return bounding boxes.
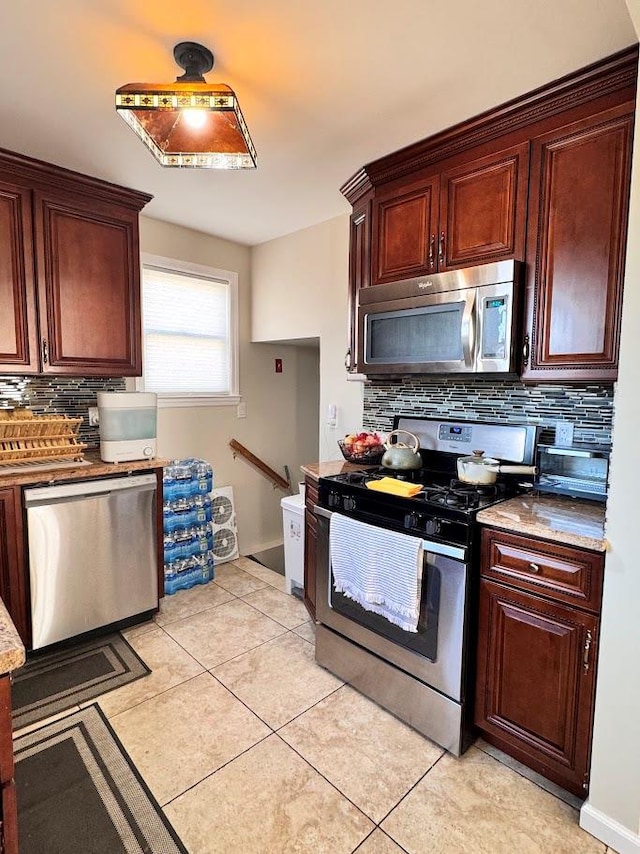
[481,528,603,613]
[304,479,319,514]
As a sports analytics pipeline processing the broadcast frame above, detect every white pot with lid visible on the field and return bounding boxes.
[457,450,537,485]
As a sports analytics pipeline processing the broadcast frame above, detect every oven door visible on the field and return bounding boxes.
[356,289,476,375]
[314,507,469,702]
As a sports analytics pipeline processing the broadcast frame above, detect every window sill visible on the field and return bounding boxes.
[156,394,242,409]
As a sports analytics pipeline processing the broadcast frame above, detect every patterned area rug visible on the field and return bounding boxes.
[14,704,187,854]
[12,633,150,730]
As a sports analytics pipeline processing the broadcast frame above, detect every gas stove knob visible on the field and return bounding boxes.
[404,512,420,529]
[425,518,441,536]
[328,491,341,508]
[343,496,357,512]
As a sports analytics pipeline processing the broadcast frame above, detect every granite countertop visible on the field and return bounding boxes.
[0,450,169,488]
[301,460,374,481]
[476,494,607,552]
[0,598,25,674]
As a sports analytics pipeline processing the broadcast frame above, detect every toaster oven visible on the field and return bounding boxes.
[535,444,610,502]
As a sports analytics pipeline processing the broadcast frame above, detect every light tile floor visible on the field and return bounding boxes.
[15,557,616,854]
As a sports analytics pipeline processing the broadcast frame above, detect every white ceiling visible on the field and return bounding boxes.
[0,1,636,246]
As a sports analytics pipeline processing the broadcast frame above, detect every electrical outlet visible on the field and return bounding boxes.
[555,422,574,446]
[237,401,247,419]
[88,406,99,427]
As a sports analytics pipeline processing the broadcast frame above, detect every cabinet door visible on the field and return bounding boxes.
[303,479,319,620]
[372,176,439,284]
[0,181,38,374]
[475,578,598,796]
[440,142,529,270]
[0,676,18,854]
[33,191,142,376]
[0,488,29,646]
[347,202,371,372]
[521,105,633,381]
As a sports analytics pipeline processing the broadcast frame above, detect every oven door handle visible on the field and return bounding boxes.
[314,506,467,561]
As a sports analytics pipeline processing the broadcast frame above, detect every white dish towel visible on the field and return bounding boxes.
[329,513,424,633]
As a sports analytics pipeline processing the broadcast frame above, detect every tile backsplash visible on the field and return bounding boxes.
[363,378,614,447]
[0,376,126,447]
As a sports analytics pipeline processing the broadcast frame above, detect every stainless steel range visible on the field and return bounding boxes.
[314,417,538,755]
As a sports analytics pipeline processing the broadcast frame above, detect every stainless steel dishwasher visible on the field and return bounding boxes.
[24,474,159,649]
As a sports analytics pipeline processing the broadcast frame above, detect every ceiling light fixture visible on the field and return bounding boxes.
[115,41,256,169]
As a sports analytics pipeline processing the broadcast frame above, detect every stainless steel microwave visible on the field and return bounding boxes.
[356,260,522,376]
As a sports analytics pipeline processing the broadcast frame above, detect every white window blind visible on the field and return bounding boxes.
[141,263,238,401]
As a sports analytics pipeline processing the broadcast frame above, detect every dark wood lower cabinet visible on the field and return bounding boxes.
[0,675,18,853]
[303,478,319,621]
[0,488,29,647]
[475,528,603,797]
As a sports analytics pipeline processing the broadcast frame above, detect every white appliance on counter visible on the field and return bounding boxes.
[24,474,159,649]
[97,391,157,463]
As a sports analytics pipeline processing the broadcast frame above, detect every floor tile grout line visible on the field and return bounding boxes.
[160,729,276,810]
[233,591,311,632]
[271,730,377,828]
[204,630,342,729]
[351,826,412,854]
[106,669,208,723]
[373,750,448,829]
[273,681,346,732]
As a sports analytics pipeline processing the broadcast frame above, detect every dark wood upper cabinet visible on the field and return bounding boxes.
[372,176,439,283]
[342,46,637,381]
[347,201,371,372]
[34,192,142,376]
[371,143,528,285]
[521,105,633,381]
[0,181,38,373]
[440,142,529,270]
[0,148,151,377]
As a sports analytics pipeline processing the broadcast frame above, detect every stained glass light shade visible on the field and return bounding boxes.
[116,42,256,169]
[115,80,256,169]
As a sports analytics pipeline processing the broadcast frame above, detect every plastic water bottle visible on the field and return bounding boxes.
[162,464,179,501]
[175,463,195,498]
[194,462,213,495]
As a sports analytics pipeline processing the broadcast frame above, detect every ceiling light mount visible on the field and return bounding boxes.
[173,42,214,82]
[115,40,256,169]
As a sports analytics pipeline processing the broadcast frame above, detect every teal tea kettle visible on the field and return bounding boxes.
[380,430,422,470]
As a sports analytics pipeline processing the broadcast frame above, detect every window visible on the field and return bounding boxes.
[138,254,239,407]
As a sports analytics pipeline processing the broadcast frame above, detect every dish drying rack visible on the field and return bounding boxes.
[0,415,87,465]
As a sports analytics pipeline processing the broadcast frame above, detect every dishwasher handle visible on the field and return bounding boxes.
[24,473,157,505]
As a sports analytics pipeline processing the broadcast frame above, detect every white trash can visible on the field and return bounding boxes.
[280,493,305,595]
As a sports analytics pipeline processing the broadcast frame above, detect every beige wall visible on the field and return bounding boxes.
[581,5,640,847]
[140,216,318,556]
[251,215,364,462]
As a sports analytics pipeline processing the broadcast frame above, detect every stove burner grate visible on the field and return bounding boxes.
[421,480,499,510]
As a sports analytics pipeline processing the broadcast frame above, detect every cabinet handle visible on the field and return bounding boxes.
[41,338,49,365]
[527,562,540,573]
[438,231,445,266]
[344,349,351,371]
[522,334,530,367]
[583,630,593,673]
[428,234,436,270]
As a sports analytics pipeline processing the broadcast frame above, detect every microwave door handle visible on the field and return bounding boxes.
[461,291,476,368]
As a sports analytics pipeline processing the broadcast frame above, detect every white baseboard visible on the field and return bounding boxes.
[580,802,640,854]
